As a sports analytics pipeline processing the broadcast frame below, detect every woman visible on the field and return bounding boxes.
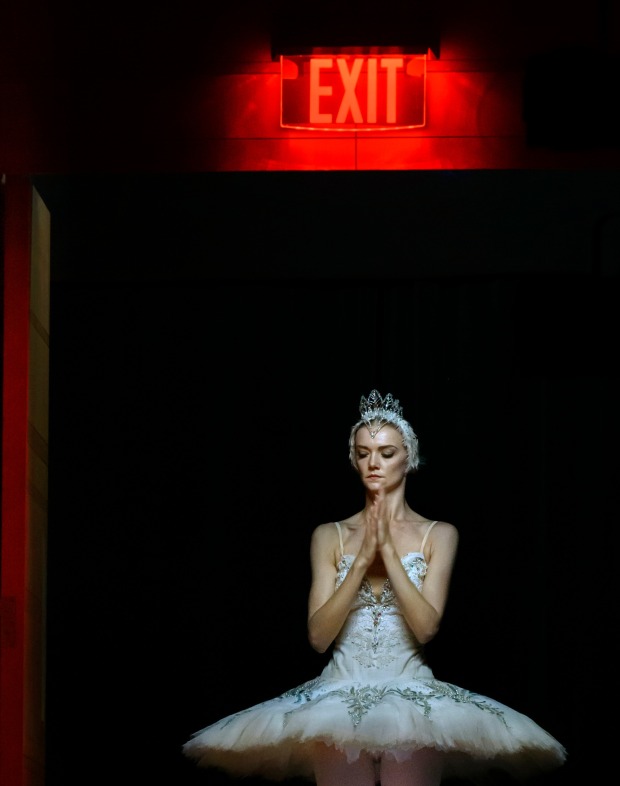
[183,390,566,785]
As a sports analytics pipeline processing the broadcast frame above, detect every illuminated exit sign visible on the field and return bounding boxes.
[280,54,426,131]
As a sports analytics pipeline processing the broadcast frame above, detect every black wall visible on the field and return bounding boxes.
[37,171,619,786]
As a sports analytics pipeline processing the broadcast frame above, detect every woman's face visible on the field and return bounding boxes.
[354,423,408,491]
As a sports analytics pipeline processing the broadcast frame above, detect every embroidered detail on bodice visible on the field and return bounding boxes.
[336,552,427,593]
[334,553,427,668]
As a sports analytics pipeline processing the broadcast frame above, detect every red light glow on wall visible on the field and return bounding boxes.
[281,54,426,131]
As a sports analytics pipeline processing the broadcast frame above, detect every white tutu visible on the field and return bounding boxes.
[184,548,566,783]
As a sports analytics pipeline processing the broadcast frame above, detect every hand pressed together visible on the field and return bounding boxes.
[358,490,395,568]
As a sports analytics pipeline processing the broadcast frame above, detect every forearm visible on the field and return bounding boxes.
[382,547,441,644]
[308,561,366,653]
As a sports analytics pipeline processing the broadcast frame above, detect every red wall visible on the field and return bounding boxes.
[1,1,620,175]
[0,176,32,786]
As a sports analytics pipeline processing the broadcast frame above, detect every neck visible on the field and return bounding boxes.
[364,486,409,520]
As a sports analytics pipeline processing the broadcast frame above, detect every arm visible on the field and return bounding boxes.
[381,521,459,644]
[307,523,372,653]
[369,493,459,644]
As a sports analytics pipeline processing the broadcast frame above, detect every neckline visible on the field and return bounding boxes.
[340,551,425,562]
[338,552,427,602]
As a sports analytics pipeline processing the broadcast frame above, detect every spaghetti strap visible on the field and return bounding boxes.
[420,520,438,558]
[334,521,344,558]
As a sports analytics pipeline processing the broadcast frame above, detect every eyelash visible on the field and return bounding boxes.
[358,451,395,459]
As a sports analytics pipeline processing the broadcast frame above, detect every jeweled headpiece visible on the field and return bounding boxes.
[349,389,421,473]
[359,389,404,438]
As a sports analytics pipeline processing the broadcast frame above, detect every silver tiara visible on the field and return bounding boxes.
[359,389,404,438]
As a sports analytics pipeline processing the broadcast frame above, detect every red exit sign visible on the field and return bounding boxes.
[280,54,426,131]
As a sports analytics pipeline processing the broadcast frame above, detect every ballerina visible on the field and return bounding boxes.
[183,389,567,785]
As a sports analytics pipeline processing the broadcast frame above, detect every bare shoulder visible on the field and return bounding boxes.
[430,521,459,549]
[310,522,341,568]
[311,520,339,540]
[310,521,340,551]
[422,521,458,568]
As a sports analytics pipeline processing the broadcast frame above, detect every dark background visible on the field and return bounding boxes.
[34,169,619,786]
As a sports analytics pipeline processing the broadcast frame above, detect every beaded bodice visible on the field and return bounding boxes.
[322,553,431,679]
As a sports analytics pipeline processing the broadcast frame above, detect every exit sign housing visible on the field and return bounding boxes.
[280,54,427,131]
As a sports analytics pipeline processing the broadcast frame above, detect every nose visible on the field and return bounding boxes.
[368,452,381,469]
